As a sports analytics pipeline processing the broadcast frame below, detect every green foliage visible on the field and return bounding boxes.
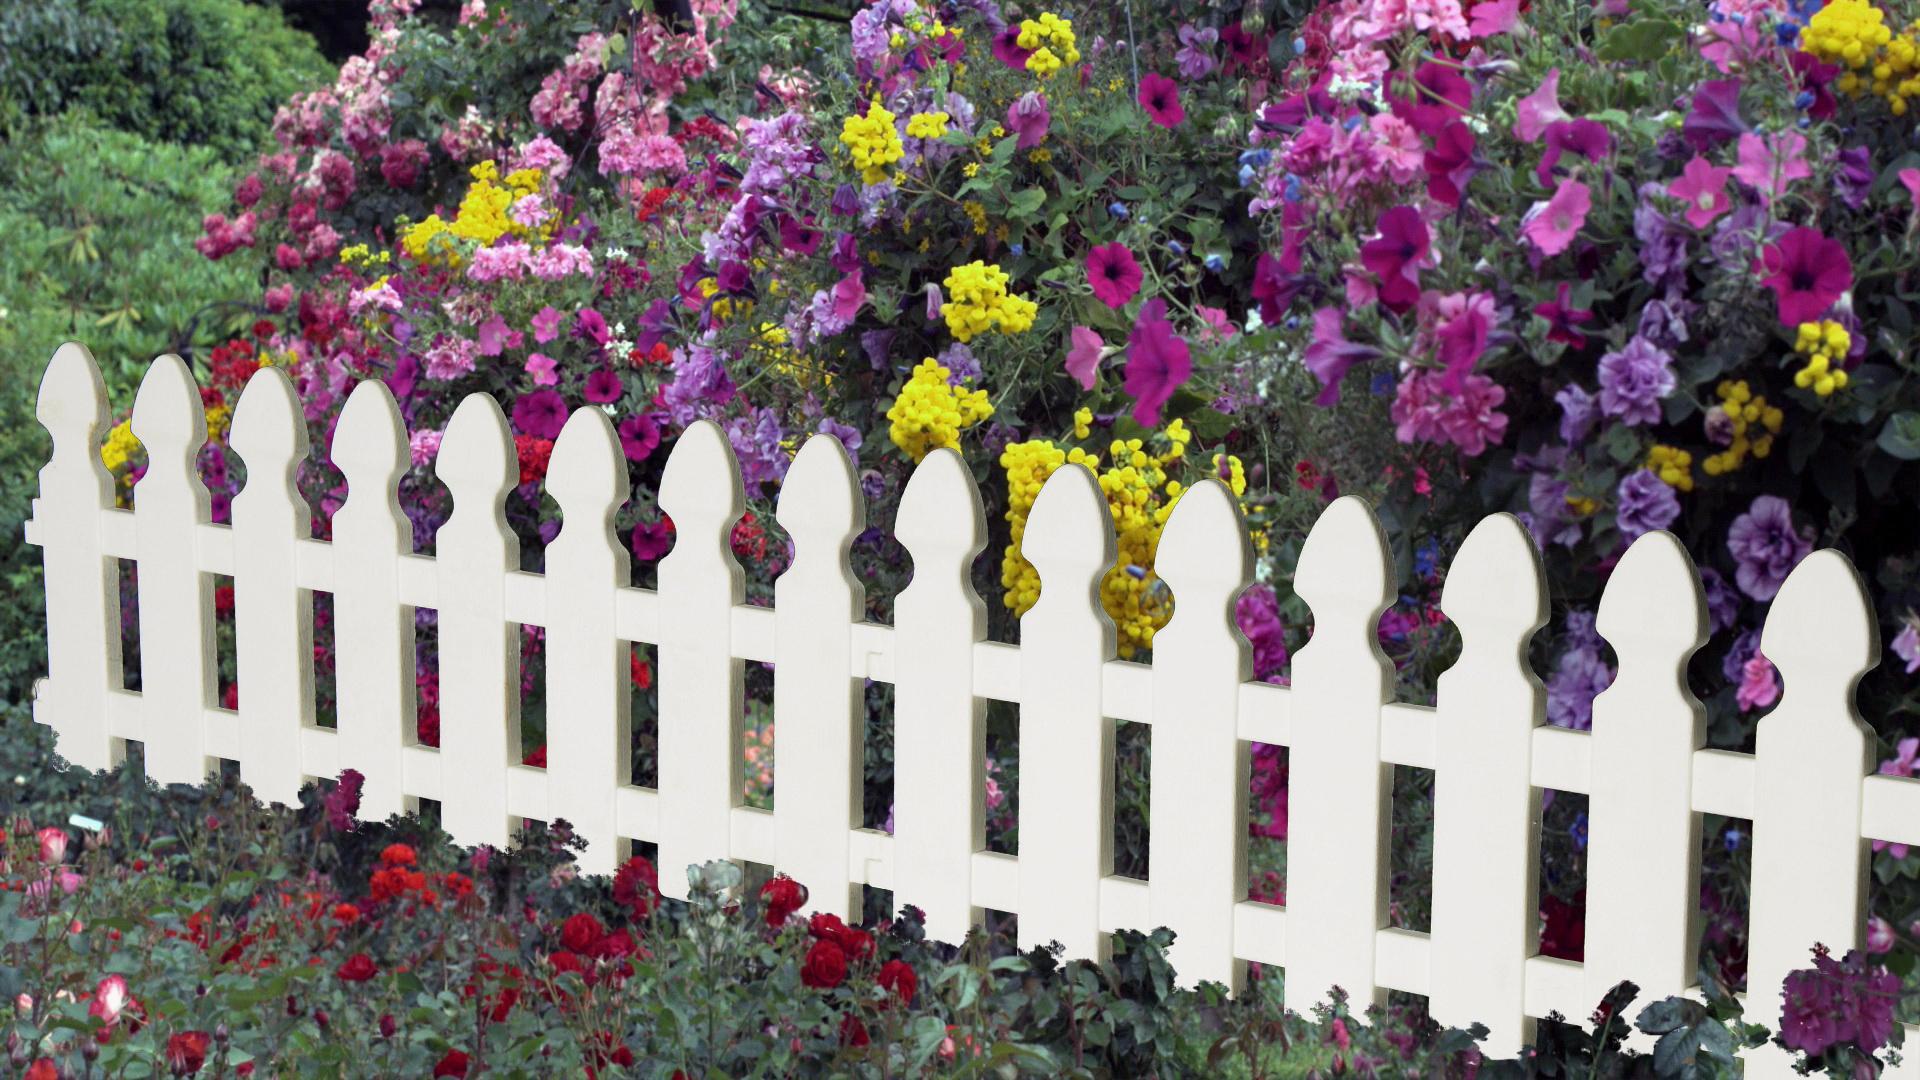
[0,0,332,158]
[0,117,265,705]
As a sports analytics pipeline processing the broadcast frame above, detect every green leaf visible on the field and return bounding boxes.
[1653,1024,1705,1076]
[1596,18,1684,61]
[1007,187,1047,220]
[1877,412,1920,460]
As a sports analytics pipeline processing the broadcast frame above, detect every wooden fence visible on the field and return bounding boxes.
[25,343,1920,1074]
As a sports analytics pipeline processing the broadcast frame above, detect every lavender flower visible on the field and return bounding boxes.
[1547,610,1614,730]
[1597,336,1676,426]
[1555,384,1597,444]
[1727,495,1811,601]
[1615,469,1680,541]
[1722,626,1763,684]
[1894,618,1920,674]
[1700,566,1741,635]
[1632,183,1690,294]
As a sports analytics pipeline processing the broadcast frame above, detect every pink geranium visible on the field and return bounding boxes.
[1667,156,1733,229]
[1137,73,1185,128]
[1521,179,1589,256]
[1123,299,1192,426]
[1085,243,1143,308]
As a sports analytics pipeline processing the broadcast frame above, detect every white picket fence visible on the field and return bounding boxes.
[23,343,1920,1071]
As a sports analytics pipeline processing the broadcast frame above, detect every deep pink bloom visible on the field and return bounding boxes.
[991,27,1032,70]
[1535,119,1611,185]
[1522,179,1589,256]
[1760,227,1851,326]
[1667,156,1733,229]
[1085,243,1143,308]
[1424,121,1477,207]
[1252,251,1299,325]
[1683,79,1747,151]
[1006,92,1051,149]
[1137,73,1185,128]
[1359,206,1430,314]
[531,306,563,343]
[1735,650,1778,712]
[1065,326,1104,390]
[1533,283,1594,349]
[1390,62,1473,138]
[1470,0,1521,37]
[1123,298,1191,426]
[1435,291,1498,392]
[584,368,623,404]
[1303,308,1380,406]
[512,389,569,439]
[618,414,661,462]
[630,517,674,562]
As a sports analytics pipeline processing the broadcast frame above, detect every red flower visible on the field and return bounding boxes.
[432,1049,471,1078]
[612,856,661,918]
[166,1031,212,1075]
[515,434,556,486]
[1540,891,1586,961]
[839,1013,871,1047]
[1085,243,1143,309]
[25,1061,56,1080]
[1760,227,1852,327]
[336,952,378,982]
[561,912,606,955]
[760,874,807,927]
[630,650,654,690]
[549,950,586,977]
[331,902,360,924]
[805,913,872,960]
[801,939,848,988]
[380,843,417,867]
[877,959,917,1007]
[1137,73,1185,128]
[441,872,474,901]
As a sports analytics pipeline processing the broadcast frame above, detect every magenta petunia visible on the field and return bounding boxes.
[1085,243,1143,308]
[512,389,569,440]
[1424,121,1477,207]
[992,26,1033,70]
[1123,298,1192,427]
[630,516,674,562]
[1533,283,1594,349]
[584,368,624,404]
[1359,206,1430,314]
[1760,227,1851,326]
[1137,73,1185,128]
[1303,308,1380,406]
[1006,91,1051,149]
[618,414,661,463]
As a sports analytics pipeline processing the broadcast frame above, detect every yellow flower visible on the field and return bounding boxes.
[1645,445,1694,492]
[941,261,1037,342]
[1791,320,1852,397]
[840,99,905,185]
[100,420,140,474]
[1073,407,1093,440]
[886,358,995,462]
[905,111,950,139]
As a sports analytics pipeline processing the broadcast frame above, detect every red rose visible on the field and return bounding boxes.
[808,912,873,962]
[336,952,378,982]
[760,874,807,927]
[432,1049,471,1078]
[331,903,360,924]
[839,1013,870,1047]
[877,959,917,1007]
[379,843,417,867]
[800,939,848,989]
[166,1031,211,1075]
[549,951,586,977]
[561,912,605,955]
[25,1061,56,1080]
[612,856,661,918]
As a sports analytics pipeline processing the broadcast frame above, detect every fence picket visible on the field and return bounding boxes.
[1430,513,1547,1055]
[1286,495,1395,1015]
[1017,462,1117,964]
[432,393,520,849]
[892,448,988,944]
[1585,532,1707,1044]
[330,381,415,822]
[655,421,745,900]
[31,343,122,771]
[227,367,315,805]
[544,407,632,876]
[1148,479,1252,991]
[129,355,217,786]
[1746,550,1878,1078]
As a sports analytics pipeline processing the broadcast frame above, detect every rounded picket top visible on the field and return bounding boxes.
[436,392,516,506]
[1022,461,1115,585]
[1294,495,1393,616]
[228,365,309,472]
[36,341,109,448]
[1761,549,1878,690]
[776,431,866,553]
[130,354,207,455]
[1441,512,1546,645]
[546,407,625,522]
[1155,479,1252,608]
[658,419,744,536]
[332,378,408,486]
[896,448,986,571]
[1596,531,1707,660]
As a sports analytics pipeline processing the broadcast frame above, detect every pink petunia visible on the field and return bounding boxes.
[1006,92,1051,149]
[1732,131,1811,203]
[1359,206,1430,314]
[1667,156,1733,230]
[1521,179,1590,257]
[1760,227,1852,326]
[531,306,563,344]
[1513,69,1569,144]
[1435,291,1498,392]
[1469,0,1520,37]
[1123,299,1191,426]
[524,353,559,386]
[1066,326,1104,390]
[1085,243,1143,308]
[1137,73,1185,128]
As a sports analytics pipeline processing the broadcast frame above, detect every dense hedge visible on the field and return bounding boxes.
[0,0,331,159]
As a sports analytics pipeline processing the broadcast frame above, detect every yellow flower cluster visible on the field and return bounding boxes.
[840,99,905,185]
[401,163,545,265]
[1792,320,1853,397]
[1645,445,1695,492]
[1017,13,1081,78]
[905,111,950,139]
[942,261,1037,342]
[885,358,995,462]
[1702,380,1785,476]
[100,420,140,475]
[1804,0,1920,114]
[998,423,1209,658]
[962,200,989,235]
[338,243,391,268]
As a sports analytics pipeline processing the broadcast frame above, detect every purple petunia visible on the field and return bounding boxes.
[617,414,661,463]
[1727,494,1812,601]
[1555,384,1597,445]
[1615,469,1680,541]
[1597,336,1676,427]
[1546,610,1614,731]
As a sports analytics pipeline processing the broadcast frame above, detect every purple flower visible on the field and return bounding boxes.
[630,517,673,562]
[829,183,861,217]
[1633,184,1691,294]
[1174,24,1219,79]
[584,368,624,404]
[1006,91,1050,149]
[1547,613,1614,730]
[727,407,790,489]
[1700,566,1740,635]
[1597,336,1676,426]
[1123,298,1192,427]
[512,389,569,439]
[1555,384,1597,445]
[1894,619,1920,674]
[1303,307,1380,405]
[817,417,863,458]
[1234,584,1289,682]
[661,342,736,427]
[618,414,660,462]
[1727,494,1812,601]
[1834,145,1874,210]
[325,769,364,832]
[1527,472,1583,548]
[1779,947,1901,1058]
[1615,469,1680,541]
[1723,626,1762,684]
[936,341,979,383]
[1682,78,1747,151]
[574,308,609,347]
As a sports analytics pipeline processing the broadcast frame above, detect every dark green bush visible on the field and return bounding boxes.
[0,0,331,158]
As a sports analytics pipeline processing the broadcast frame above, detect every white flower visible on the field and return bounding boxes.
[605,246,629,260]
[600,403,619,417]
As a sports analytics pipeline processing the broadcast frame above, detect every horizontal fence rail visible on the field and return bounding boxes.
[25,344,1920,1076]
